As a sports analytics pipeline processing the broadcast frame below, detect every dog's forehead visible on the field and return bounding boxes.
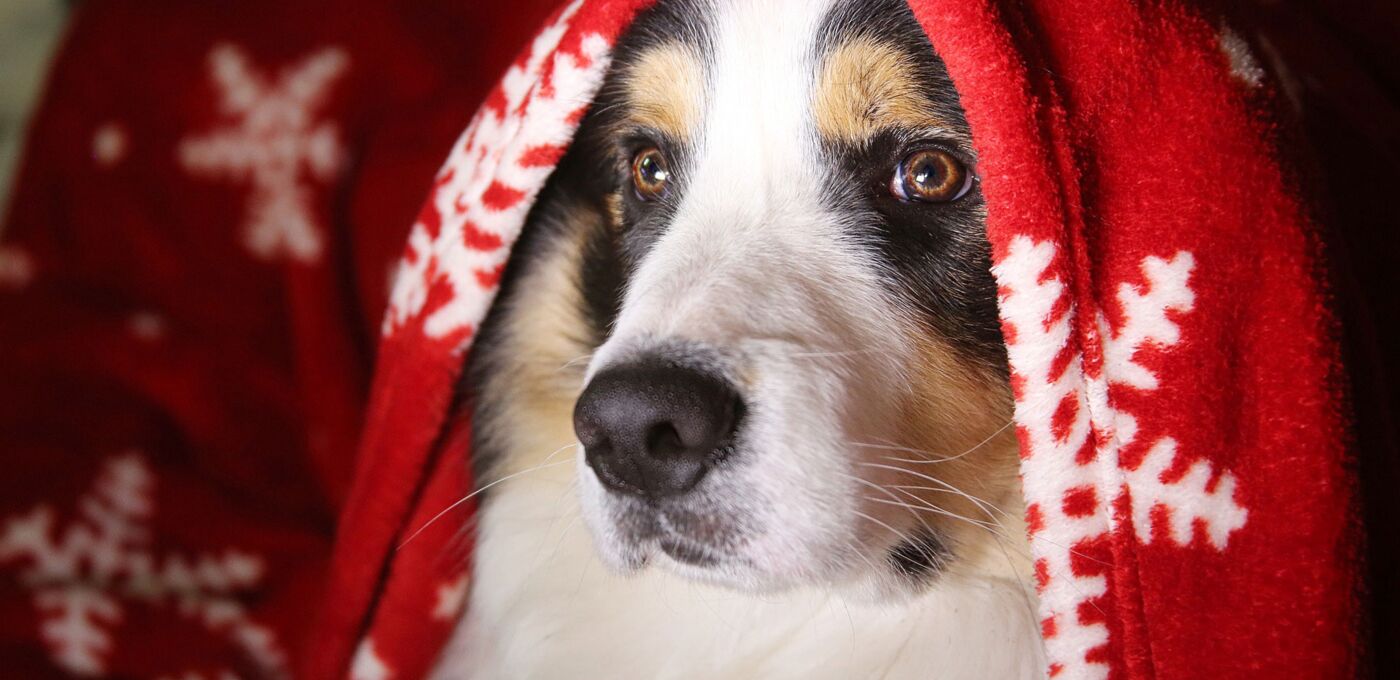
[612,0,951,146]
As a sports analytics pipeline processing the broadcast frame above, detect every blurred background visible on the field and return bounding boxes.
[0,0,67,216]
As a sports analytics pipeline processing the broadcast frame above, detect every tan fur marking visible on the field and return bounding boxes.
[884,332,1026,576]
[604,191,625,232]
[620,43,704,139]
[477,208,599,479]
[814,37,947,142]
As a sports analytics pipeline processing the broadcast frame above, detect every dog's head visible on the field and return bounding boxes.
[556,0,1020,596]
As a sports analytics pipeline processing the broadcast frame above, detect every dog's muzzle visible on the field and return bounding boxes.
[573,355,743,500]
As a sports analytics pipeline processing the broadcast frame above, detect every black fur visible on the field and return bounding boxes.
[887,530,952,580]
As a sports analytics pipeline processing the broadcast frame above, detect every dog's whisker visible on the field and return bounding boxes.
[846,418,1014,465]
[844,476,948,575]
[866,462,1087,556]
[864,495,1000,533]
[856,461,1008,524]
[850,509,918,555]
[841,464,1024,575]
[539,440,582,466]
[884,480,1015,526]
[861,495,1008,546]
[886,480,1107,569]
[556,351,596,372]
[850,508,948,574]
[397,457,574,550]
[839,471,943,542]
[856,459,1024,548]
[887,494,1032,565]
[788,348,893,360]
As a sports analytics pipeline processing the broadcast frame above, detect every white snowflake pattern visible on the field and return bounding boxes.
[157,672,240,680]
[128,310,167,342]
[92,122,128,167]
[1094,253,1247,549]
[431,573,470,621]
[178,43,349,263]
[0,453,288,678]
[350,639,392,680]
[1217,24,1265,88]
[384,0,610,344]
[0,245,35,289]
[994,237,1248,679]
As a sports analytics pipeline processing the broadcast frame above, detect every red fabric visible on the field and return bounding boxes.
[1,0,1376,678]
[1249,1,1400,667]
[0,0,557,676]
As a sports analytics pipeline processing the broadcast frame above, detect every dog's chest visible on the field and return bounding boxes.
[431,467,1045,680]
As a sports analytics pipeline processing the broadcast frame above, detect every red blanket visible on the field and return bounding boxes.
[0,0,556,676]
[1,0,1381,678]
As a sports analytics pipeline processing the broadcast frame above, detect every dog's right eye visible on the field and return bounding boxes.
[891,149,972,203]
[631,147,670,200]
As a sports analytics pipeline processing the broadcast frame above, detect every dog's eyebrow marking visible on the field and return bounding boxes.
[813,36,947,142]
[620,43,705,140]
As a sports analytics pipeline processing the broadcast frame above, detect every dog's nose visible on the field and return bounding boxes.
[574,359,742,499]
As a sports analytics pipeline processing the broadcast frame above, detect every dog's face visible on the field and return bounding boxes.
[528,0,1018,596]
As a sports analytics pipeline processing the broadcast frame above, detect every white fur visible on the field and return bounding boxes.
[436,458,1043,680]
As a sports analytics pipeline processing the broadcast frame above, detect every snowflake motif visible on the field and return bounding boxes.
[0,453,288,678]
[1216,24,1265,88]
[432,573,470,621]
[92,122,128,167]
[158,672,239,680]
[384,0,610,346]
[0,245,35,289]
[351,639,392,680]
[994,237,1248,679]
[128,310,167,342]
[178,43,349,264]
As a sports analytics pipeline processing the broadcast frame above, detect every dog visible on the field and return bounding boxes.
[434,0,1044,677]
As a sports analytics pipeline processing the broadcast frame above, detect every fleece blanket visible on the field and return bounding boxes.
[0,0,559,676]
[0,0,1373,679]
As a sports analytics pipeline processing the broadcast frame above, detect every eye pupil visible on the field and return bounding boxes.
[911,158,940,187]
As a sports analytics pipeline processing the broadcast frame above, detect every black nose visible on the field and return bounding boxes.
[574,359,742,499]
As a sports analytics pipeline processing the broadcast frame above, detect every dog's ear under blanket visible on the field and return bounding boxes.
[308,0,1365,677]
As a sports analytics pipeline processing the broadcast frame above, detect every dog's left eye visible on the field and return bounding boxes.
[891,149,972,203]
[631,147,670,200]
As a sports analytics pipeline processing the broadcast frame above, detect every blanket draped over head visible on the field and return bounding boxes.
[318,1,1362,677]
[0,0,1373,678]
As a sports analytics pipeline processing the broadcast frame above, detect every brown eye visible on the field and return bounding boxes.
[631,147,670,200]
[891,149,972,202]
